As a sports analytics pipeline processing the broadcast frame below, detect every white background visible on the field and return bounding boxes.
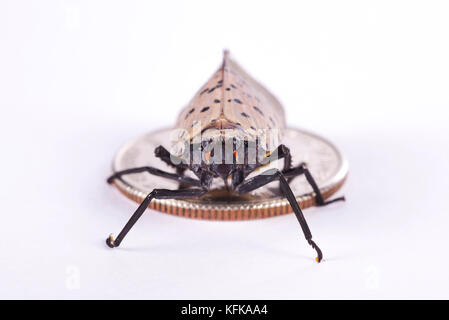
[1,1,448,299]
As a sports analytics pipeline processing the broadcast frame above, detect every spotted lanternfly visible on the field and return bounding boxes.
[106,50,345,262]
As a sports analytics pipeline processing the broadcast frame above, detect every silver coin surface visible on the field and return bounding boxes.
[110,127,348,220]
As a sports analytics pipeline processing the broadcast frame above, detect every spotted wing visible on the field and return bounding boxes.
[175,69,223,135]
[174,51,286,150]
[221,52,286,133]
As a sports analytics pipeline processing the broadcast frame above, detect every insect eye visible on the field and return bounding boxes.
[205,152,211,161]
[233,151,238,160]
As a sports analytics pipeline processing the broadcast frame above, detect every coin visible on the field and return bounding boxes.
[110,127,348,220]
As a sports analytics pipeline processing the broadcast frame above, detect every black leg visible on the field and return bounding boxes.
[106,188,206,248]
[264,144,291,166]
[235,169,323,262]
[176,167,191,189]
[155,145,191,189]
[107,166,200,187]
[283,163,346,206]
[279,145,293,184]
[155,145,188,173]
[281,146,292,172]
[264,144,292,182]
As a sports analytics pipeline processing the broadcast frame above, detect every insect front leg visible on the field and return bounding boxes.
[235,169,323,262]
[279,145,292,172]
[106,188,207,248]
[263,144,292,182]
[154,145,188,173]
[154,145,192,189]
[283,163,346,206]
[107,166,200,187]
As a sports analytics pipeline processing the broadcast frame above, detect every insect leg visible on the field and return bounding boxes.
[235,169,323,262]
[154,145,188,173]
[264,144,292,182]
[231,144,290,189]
[107,166,200,187]
[283,163,346,206]
[280,145,292,172]
[106,188,206,248]
[265,144,290,165]
[154,145,191,189]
